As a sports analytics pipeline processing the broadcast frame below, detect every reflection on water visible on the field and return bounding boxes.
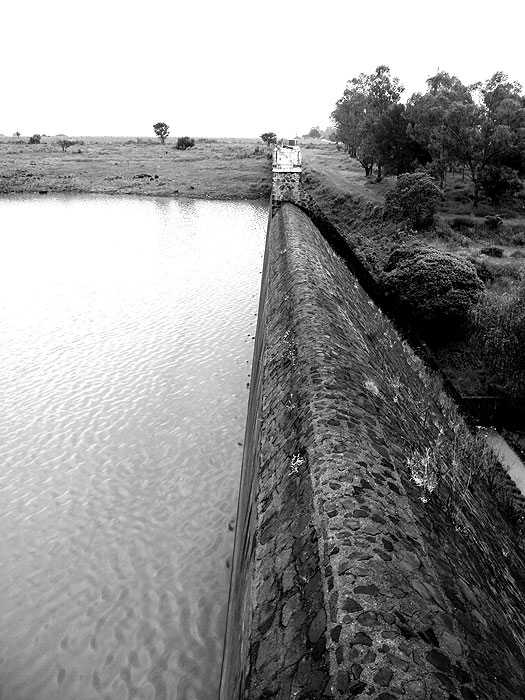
[0,194,266,700]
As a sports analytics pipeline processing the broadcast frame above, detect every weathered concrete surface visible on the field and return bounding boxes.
[221,204,525,700]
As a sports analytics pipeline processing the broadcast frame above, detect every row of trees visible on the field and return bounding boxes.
[331,66,525,204]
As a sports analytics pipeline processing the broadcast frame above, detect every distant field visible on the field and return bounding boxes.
[0,137,272,200]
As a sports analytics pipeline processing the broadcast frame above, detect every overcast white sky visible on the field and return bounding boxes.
[2,0,523,139]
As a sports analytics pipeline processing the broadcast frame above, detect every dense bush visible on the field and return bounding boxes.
[176,136,195,150]
[382,245,485,334]
[28,134,41,144]
[384,172,442,229]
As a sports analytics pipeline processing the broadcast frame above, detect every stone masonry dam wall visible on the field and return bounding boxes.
[219,203,525,700]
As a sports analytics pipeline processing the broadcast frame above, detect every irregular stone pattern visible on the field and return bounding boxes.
[220,204,525,700]
[271,172,302,212]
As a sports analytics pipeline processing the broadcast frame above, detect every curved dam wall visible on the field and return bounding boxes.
[220,203,525,700]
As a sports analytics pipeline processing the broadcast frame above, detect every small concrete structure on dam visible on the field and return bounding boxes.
[219,158,525,700]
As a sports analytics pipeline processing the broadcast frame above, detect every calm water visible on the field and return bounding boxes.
[0,194,267,700]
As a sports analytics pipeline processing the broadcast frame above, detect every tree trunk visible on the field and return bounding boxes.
[473,181,481,207]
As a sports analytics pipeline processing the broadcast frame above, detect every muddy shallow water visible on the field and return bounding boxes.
[0,194,267,700]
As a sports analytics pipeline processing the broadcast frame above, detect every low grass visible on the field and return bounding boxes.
[0,136,272,200]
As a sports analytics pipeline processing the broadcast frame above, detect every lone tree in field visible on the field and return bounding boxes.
[153,122,169,144]
[260,132,277,146]
[57,138,76,152]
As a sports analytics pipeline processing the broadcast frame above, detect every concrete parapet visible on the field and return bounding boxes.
[220,204,525,700]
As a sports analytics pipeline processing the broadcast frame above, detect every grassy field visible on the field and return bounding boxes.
[0,136,273,200]
[300,141,525,401]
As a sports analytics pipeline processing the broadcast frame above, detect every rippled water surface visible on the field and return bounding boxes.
[0,194,267,700]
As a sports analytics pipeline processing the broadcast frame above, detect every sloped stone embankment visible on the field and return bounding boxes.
[220,204,525,700]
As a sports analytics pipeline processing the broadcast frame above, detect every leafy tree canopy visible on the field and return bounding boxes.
[332,65,404,179]
[307,126,321,138]
[260,132,277,146]
[153,122,169,144]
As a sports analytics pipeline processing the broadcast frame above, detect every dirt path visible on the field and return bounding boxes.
[301,145,393,204]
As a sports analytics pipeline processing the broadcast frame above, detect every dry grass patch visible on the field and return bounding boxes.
[0,136,272,200]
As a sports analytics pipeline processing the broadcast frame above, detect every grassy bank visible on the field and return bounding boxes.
[0,136,272,200]
[300,142,525,413]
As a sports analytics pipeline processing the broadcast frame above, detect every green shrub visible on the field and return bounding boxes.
[384,172,443,230]
[28,134,41,144]
[382,246,485,334]
[480,246,504,258]
[176,136,195,150]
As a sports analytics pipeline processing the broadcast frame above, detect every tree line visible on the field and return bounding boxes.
[331,66,525,205]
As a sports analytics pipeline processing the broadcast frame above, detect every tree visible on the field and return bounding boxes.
[384,172,442,229]
[332,65,404,180]
[307,126,321,138]
[332,85,367,158]
[407,72,473,188]
[372,104,429,176]
[28,134,41,144]
[153,122,169,144]
[480,165,523,204]
[176,136,195,150]
[57,138,76,152]
[442,73,525,205]
[260,132,277,146]
[13,131,20,139]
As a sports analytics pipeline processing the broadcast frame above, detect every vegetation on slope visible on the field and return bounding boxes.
[310,65,525,417]
[300,143,525,419]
